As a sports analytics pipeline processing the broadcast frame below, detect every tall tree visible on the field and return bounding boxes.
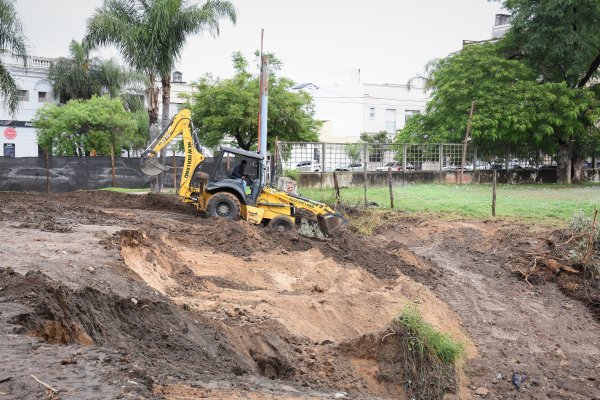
[49,40,140,103]
[502,0,600,182]
[85,0,236,191]
[0,0,27,115]
[184,51,320,150]
[33,96,139,186]
[397,43,600,167]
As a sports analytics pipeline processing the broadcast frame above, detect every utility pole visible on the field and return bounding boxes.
[258,29,269,185]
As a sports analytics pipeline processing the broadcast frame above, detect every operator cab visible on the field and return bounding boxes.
[206,146,264,205]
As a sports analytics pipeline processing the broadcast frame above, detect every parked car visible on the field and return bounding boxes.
[376,162,401,172]
[464,161,491,170]
[334,162,363,172]
[294,160,321,172]
[442,164,459,171]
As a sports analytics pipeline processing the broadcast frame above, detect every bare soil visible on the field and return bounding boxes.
[0,191,599,399]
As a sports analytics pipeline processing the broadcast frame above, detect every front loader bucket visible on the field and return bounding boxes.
[318,213,348,236]
[141,155,168,176]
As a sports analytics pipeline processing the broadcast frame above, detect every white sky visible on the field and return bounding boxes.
[15,0,506,85]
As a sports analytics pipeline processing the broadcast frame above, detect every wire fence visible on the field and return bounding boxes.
[273,141,600,224]
[276,142,558,173]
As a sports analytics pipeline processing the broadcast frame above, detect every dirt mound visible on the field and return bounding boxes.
[340,323,458,400]
[1,267,257,383]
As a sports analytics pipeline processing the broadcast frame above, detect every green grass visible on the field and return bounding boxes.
[395,305,464,364]
[298,184,600,225]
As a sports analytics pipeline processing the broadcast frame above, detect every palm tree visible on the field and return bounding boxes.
[0,0,27,115]
[49,40,144,103]
[86,0,236,191]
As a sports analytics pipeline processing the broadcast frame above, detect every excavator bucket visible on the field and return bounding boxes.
[140,154,168,176]
[318,213,348,235]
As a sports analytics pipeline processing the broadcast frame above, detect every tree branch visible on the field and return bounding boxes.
[577,52,600,88]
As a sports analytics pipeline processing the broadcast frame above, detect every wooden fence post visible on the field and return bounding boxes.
[333,171,340,207]
[388,168,394,209]
[110,143,116,188]
[363,143,368,207]
[492,169,497,217]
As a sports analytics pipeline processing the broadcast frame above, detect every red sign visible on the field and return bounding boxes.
[3,127,16,140]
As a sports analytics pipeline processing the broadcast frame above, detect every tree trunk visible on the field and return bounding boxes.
[158,74,172,192]
[557,143,572,184]
[45,148,50,193]
[146,73,161,193]
[571,153,585,184]
[110,142,116,188]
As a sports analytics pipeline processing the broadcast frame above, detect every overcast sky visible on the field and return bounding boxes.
[15,0,506,86]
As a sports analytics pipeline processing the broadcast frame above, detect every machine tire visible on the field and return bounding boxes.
[269,216,295,233]
[207,192,241,220]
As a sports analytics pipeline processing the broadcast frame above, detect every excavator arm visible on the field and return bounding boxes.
[140,109,205,200]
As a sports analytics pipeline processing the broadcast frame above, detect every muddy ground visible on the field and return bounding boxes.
[0,191,599,399]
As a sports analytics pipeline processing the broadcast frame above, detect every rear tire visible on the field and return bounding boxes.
[207,193,241,220]
[269,216,295,233]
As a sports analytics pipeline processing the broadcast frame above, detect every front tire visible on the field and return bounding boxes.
[207,193,241,220]
[269,216,295,233]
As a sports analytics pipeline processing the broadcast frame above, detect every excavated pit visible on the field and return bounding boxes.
[0,192,473,400]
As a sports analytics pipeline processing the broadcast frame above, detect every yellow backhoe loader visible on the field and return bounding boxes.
[140,109,346,235]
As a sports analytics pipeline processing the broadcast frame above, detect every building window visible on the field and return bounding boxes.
[38,91,47,102]
[369,107,375,119]
[173,71,183,83]
[3,143,15,157]
[19,90,29,101]
[385,108,396,133]
[405,110,420,124]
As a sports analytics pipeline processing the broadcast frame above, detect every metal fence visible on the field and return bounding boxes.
[276,142,558,174]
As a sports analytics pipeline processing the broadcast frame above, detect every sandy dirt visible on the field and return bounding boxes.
[0,191,599,399]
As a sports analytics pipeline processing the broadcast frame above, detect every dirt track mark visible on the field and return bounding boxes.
[393,222,600,400]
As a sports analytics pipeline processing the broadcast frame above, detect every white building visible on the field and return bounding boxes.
[0,52,55,157]
[301,72,428,143]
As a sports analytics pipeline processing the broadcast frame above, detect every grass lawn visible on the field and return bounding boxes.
[298,184,600,225]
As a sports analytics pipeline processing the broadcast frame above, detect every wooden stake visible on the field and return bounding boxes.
[333,172,340,206]
[492,169,497,217]
[388,168,394,209]
[460,101,476,184]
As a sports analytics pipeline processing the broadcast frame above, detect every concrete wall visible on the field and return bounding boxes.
[297,168,562,188]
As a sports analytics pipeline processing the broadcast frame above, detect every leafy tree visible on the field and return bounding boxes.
[86,0,236,191]
[0,0,27,115]
[501,0,600,182]
[34,96,137,156]
[33,96,139,186]
[360,131,391,162]
[346,143,361,163]
[185,51,320,150]
[397,43,599,173]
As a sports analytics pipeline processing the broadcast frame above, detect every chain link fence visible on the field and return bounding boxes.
[273,141,599,224]
[275,142,558,173]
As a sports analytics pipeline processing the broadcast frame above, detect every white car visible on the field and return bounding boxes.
[375,162,415,171]
[376,162,401,172]
[334,162,363,172]
[294,161,321,172]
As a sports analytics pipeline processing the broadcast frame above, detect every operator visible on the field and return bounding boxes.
[231,160,252,194]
